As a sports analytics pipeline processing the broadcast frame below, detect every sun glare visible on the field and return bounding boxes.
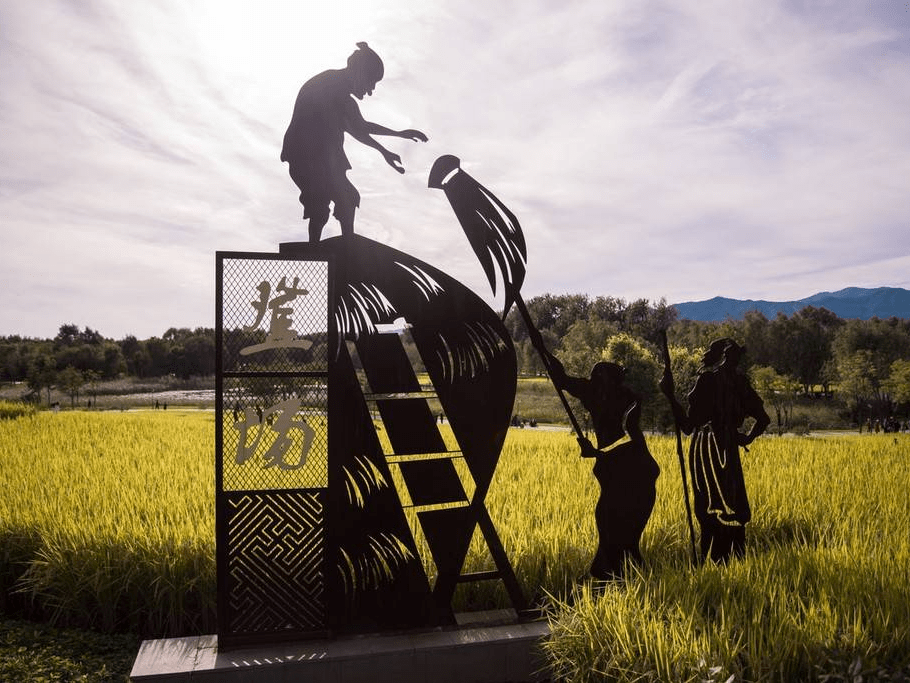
[189,0,386,86]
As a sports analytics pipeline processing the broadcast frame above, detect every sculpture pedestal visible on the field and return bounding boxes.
[130,610,550,683]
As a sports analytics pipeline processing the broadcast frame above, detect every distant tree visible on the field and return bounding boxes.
[507,293,677,349]
[145,337,170,377]
[506,293,592,341]
[837,350,885,430]
[884,359,910,412]
[100,343,126,378]
[738,311,773,368]
[667,319,723,353]
[54,324,103,348]
[54,324,81,347]
[84,369,101,407]
[557,318,618,378]
[621,297,677,343]
[601,332,663,430]
[27,353,57,405]
[769,307,842,393]
[751,365,800,434]
[517,329,558,376]
[653,342,702,435]
[833,318,910,372]
[819,359,838,398]
[0,339,30,382]
[833,318,910,425]
[181,332,216,377]
[58,366,85,408]
[664,343,701,406]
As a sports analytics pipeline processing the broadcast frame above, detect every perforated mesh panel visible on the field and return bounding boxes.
[221,376,328,491]
[217,252,332,644]
[221,258,329,374]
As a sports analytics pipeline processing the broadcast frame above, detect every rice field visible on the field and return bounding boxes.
[1,409,909,681]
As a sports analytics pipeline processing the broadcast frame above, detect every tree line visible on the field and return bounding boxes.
[0,324,215,406]
[3,296,910,427]
[503,294,910,430]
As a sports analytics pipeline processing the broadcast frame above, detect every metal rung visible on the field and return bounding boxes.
[406,501,469,514]
[386,451,462,464]
[456,571,500,583]
[363,391,438,401]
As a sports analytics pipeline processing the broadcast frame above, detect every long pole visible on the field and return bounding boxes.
[659,330,698,565]
[514,296,585,438]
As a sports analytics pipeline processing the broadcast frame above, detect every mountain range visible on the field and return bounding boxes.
[672,287,910,322]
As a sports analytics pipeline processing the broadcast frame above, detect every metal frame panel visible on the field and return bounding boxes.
[215,251,334,648]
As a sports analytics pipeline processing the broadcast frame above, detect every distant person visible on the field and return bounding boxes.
[281,42,428,241]
[547,353,660,580]
[660,338,770,562]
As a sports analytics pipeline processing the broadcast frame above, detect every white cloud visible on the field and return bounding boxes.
[1,0,908,338]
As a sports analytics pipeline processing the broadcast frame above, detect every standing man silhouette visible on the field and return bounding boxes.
[281,42,428,241]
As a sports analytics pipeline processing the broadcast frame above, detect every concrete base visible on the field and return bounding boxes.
[130,610,551,682]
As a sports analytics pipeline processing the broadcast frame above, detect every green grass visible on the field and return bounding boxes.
[541,433,910,681]
[0,410,215,636]
[1,411,909,681]
[0,618,137,682]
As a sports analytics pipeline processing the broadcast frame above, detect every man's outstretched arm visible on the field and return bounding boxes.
[345,104,427,172]
[363,121,428,142]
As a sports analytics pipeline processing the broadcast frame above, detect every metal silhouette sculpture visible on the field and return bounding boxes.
[546,354,660,580]
[281,42,427,241]
[659,330,698,565]
[217,238,526,644]
[217,143,527,643]
[430,155,659,580]
[314,234,527,630]
[428,155,585,437]
[660,338,770,562]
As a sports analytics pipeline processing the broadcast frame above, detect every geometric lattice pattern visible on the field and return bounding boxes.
[226,490,326,634]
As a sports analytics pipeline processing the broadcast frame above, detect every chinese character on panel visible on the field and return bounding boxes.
[234,397,315,470]
[241,277,314,355]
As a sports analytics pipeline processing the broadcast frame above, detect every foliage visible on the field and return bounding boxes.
[3,306,909,430]
[0,618,137,682]
[751,365,801,434]
[0,400,36,420]
[884,359,910,406]
[600,332,665,430]
[542,433,910,682]
[3,412,910,683]
[0,411,215,636]
[837,350,889,427]
[0,324,215,385]
[58,365,85,408]
[26,352,57,405]
[665,343,702,412]
[556,318,619,378]
[505,293,676,367]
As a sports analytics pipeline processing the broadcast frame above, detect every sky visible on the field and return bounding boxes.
[2,0,909,340]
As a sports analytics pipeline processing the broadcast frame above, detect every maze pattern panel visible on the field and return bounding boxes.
[226,490,326,635]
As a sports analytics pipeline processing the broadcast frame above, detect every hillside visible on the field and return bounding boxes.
[672,286,910,321]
